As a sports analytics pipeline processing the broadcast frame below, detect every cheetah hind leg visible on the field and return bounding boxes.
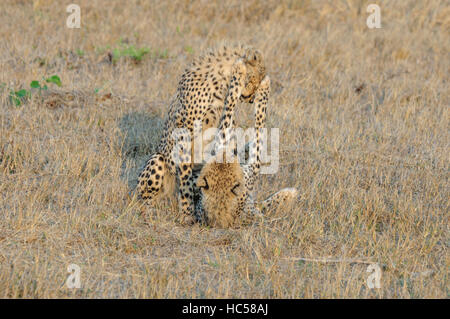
[137,153,176,214]
[260,188,298,215]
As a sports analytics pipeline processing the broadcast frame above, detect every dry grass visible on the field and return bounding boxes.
[0,0,448,298]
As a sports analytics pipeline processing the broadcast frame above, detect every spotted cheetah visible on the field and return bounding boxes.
[137,45,266,223]
[195,76,298,228]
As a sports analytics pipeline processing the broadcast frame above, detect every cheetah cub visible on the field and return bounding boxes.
[195,76,298,228]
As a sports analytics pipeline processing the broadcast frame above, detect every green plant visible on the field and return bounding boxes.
[76,49,85,57]
[45,75,62,87]
[9,89,30,106]
[155,48,169,59]
[112,43,150,63]
[30,80,47,91]
[8,75,61,107]
[95,44,111,55]
[184,45,194,54]
[30,75,61,91]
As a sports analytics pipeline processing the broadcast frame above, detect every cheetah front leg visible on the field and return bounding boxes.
[241,188,298,224]
[240,75,271,220]
[247,75,270,178]
[215,59,248,153]
[184,59,249,224]
[260,188,298,214]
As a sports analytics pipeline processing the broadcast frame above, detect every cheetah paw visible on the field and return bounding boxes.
[232,59,247,86]
[180,214,196,226]
[255,75,271,98]
[258,75,270,90]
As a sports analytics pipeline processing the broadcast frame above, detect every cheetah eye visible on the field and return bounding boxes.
[230,183,240,196]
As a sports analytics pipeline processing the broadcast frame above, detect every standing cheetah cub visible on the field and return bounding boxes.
[195,76,298,228]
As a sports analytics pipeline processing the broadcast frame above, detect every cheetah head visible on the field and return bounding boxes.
[196,161,248,228]
[240,49,266,104]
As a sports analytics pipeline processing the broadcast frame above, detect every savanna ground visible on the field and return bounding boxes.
[0,0,448,298]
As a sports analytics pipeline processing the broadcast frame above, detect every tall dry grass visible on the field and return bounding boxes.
[0,0,448,298]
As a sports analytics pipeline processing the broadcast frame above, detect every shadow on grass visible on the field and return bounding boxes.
[117,111,164,190]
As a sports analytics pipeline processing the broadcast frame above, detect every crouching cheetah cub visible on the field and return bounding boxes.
[195,76,298,228]
[136,45,267,223]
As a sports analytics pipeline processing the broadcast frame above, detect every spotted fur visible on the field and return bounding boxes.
[136,45,266,224]
[195,76,298,228]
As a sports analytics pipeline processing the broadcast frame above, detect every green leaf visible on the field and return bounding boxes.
[112,48,120,62]
[9,92,22,106]
[12,97,21,106]
[184,46,194,54]
[9,89,30,107]
[15,89,29,98]
[30,81,41,89]
[45,75,62,87]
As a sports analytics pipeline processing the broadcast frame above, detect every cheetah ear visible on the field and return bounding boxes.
[197,176,209,190]
[231,183,241,196]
